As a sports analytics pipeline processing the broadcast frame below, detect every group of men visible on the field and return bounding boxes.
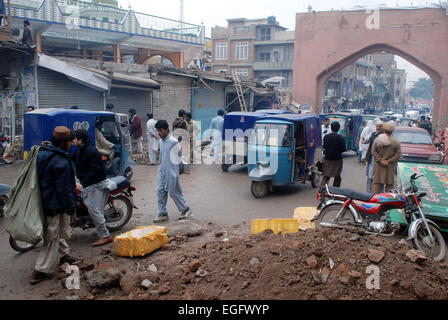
[320,117,401,195]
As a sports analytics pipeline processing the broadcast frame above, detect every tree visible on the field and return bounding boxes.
[410,78,434,100]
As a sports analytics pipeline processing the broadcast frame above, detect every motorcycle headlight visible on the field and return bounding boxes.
[429,154,442,163]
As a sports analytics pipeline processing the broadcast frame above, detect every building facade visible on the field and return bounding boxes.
[323,53,407,112]
[211,16,294,90]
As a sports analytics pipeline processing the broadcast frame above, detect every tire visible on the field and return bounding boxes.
[221,164,231,172]
[311,172,321,189]
[316,203,355,230]
[413,223,446,262]
[104,195,133,231]
[124,167,133,181]
[9,236,39,253]
[251,181,269,198]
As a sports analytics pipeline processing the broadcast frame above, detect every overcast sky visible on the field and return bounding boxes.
[120,0,435,87]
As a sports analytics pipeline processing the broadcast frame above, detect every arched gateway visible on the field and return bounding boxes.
[292,8,448,128]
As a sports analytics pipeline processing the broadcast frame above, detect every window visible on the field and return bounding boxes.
[260,28,271,41]
[284,46,293,62]
[273,51,279,62]
[235,69,248,77]
[259,52,270,62]
[236,42,248,60]
[234,26,250,34]
[216,43,227,60]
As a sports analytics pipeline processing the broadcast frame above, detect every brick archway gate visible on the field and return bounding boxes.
[292,8,448,128]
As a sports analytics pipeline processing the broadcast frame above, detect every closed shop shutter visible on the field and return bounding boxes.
[37,67,104,110]
[106,87,152,138]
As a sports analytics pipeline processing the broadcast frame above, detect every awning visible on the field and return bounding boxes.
[112,73,160,90]
[37,53,111,91]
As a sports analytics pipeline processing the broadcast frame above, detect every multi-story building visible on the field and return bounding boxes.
[211,16,294,90]
[323,53,407,111]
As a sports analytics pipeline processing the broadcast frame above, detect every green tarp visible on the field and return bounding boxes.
[390,162,448,232]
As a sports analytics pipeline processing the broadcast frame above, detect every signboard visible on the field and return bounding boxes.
[390,162,448,231]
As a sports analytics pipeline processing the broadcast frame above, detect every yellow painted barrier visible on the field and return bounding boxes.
[114,226,168,258]
[293,207,317,230]
[251,218,299,235]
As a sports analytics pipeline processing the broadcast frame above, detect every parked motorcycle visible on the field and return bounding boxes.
[0,183,11,218]
[313,174,446,261]
[434,141,445,163]
[9,176,136,253]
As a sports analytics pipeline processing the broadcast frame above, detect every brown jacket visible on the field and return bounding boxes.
[372,134,401,185]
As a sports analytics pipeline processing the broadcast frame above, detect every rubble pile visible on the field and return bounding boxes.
[65,228,448,300]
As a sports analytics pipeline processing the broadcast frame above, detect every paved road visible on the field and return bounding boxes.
[0,152,366,298]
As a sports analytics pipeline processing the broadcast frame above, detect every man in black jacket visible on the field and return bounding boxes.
[320,121,347,190]
[73,129,113,247]
[31,126,78,284]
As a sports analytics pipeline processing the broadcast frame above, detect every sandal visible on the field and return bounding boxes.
[91,236,113,247]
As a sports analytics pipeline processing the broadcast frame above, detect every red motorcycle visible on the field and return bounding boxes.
[9,176,136,253]
[313,174,446,261]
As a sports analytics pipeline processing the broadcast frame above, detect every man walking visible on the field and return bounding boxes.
[146,113,159,165]
[210,109,225,164]
[153,120,192,223]
[320,121,346,190]
[31,127,78,284]
[186,112,201,163]
[372,122,401,194]
[365,119,384,193]
[129,109,143,154]
[72,129,113,247]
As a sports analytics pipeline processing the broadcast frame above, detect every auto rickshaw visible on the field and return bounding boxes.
[23,108,134,180]
[221,109,295,172]
[320,113,362,152]
[248,114,322,198]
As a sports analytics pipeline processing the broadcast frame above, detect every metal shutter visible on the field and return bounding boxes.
[37,67,104,110]
[106,87,152,137]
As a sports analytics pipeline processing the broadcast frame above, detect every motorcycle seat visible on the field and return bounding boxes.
[109,176,130,191]
[328,186,373,202]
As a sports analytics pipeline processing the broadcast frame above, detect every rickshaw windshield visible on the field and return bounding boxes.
[249,123,292,147]
[96,116,120,144]
[329,117,346,130]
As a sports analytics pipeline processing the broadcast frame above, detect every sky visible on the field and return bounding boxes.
[119,0,435,87]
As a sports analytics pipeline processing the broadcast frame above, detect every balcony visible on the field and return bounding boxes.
[253,60,293,71]
[7,0,205,45]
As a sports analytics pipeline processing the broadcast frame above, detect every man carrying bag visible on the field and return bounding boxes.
[5,127,79,284]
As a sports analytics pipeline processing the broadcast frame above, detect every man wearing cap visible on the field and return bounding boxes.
[31,126,78,284]
[129,109,143,154]
[364,118,384,193]
[371,122,401,194]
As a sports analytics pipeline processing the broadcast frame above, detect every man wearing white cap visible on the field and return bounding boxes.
[372,122,401,194]
[364,118,384,193]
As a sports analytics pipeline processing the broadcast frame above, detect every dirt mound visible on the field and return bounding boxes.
[101,228,448,300]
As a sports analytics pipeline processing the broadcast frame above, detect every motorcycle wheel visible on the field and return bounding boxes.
[251,181,269,198]
[9,236,39,253]
[413,224,446,262]
[104,195,133,232]
[316,203,355,230]
[310,172,322,189]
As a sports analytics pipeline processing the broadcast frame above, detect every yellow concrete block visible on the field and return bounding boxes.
[251,219,299,235]
[114,226,168,258]
[293,207,317,230]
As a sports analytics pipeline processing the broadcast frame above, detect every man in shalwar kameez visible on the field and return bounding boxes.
[153,120,192,223]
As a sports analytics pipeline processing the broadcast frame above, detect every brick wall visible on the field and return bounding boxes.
[151,73,192,129]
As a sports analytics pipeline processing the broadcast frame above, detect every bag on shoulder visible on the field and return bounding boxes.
[4,146,45,243]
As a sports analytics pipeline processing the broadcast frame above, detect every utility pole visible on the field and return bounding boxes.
[179,0,184,33]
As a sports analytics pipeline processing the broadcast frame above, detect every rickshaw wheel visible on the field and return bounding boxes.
[221,164,231,172]
[311,172,322,188]
[251,181,269,198]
